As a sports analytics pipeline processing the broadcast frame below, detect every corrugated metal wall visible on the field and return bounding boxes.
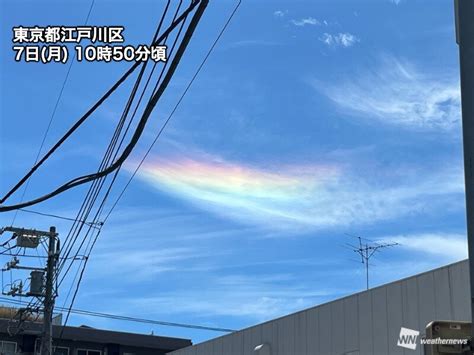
[169,260,470,355]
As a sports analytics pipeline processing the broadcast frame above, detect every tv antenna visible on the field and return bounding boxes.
[345,235,399,290]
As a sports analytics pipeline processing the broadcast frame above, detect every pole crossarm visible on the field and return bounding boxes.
[0,227,57,238]
[0,226,59,354]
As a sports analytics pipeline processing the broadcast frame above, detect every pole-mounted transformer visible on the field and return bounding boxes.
[0,226,59,355]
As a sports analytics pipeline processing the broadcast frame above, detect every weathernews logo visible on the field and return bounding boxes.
[397,326,469,351]
[397,327,420,350]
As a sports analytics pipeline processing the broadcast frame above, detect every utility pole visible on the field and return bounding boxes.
[348,236,398,290]
[40,226,57,355]
[455,0,474,347]
[0,226,59,354]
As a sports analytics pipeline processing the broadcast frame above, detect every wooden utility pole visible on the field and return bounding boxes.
[40,226,57,355]
[0,226,59,354]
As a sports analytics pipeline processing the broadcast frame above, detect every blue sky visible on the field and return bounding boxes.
[0,0,468,345]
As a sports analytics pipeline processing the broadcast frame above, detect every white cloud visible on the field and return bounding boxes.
[89,247,206,280]
[133,151,464,231]
[344,232,467,288]
[320,32,359,47]
[225,40,281,49]
[125,274,337,320]
[315,56,461,130]
[390,0,402,4]
[59,207,350,323]
[378,233,468,261]
[273,10,287,18]
[291,17,320,26]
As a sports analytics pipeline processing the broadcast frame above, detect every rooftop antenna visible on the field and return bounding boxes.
[345,234,399,290]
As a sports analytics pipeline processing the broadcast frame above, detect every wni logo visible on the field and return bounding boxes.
[397,327,420,350]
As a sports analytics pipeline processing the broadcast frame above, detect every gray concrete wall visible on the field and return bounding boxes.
[169,259,470,355]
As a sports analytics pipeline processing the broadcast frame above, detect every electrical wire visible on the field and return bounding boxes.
[57,0,190,282]
[0,253,83,260]
[0,297,235,333]
[3,3,98,317]
[57,0,180,286]
[57,0,207,339]
[56,0,191,282]
[10,0,96,226]
[58,0,239,338]
[104,0,242,223]
[44,1,181,318]
[0,0,201,211]
[2,0,185,322]
[1,0,239,339]
[60,0,190,304]
[17,209,100,228]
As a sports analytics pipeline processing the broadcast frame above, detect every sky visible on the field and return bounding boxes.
[0,0,468,345]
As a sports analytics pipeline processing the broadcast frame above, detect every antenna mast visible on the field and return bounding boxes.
[348,236,399,290]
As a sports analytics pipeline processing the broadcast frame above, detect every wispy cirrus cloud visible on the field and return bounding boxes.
[130,150,464,231]
[315,56,461,130]
[273,10,287,18]
[291,17,320,26]
[73,207,349,323]
[224,39,282,50]
[320,32,359,48]
[363,232,468,285]
[378,233,468,261]
[89,247,211,281]
[125,273,338,321]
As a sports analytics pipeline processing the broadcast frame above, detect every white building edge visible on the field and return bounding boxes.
[168,259,470,355]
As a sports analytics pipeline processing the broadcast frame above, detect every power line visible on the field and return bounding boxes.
[54,0,241,315]
[1,0,240,338]
[2,3,197,323]
[57,0,210,339]
[59,0,239,338]
[0,252,83,260]
[56,0,183,314]
[10,0,96,226]
[63,0,241,317]
[0,297,235,333]
[56,19,166,280]
[18,209,101,228]
[6,1,97,296]
[1,0,205,332]
[0,1,201,211]
[56,0,182,288]
[104,0,242,223]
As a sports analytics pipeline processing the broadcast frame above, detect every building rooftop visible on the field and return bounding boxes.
[0,318,192,352]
